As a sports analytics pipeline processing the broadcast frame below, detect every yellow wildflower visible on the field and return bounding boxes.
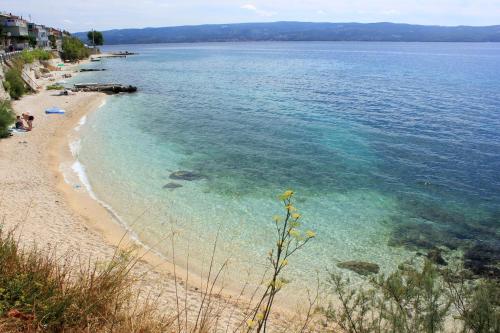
[246,319,256,328]
[285,204,297,212]
[292,213,301,219]
[256,312,264,321]
[289,229,300,238]
[280,259,289,267]
[279,190,294,200]
[273,215,282,223]
[306,230,316,238]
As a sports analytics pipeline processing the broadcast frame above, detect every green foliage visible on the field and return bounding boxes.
[4,68,26,100]
[62,36,90,62]
[444,271,500,333]
[30,48,53,61]
[0,101,15,138]
[28,35,37,48]
[48,35,57,49]
[18,49,53,64]
[325,261,500,333]
[46,84,64,90]
[326,262,451,333]
[87,30,104,46]
[19,50,34,64]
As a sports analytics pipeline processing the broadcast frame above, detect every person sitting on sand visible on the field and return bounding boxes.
[15,116,25,130]
[26,115,34,131]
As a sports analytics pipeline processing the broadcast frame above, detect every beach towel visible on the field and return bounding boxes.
[10,127,27,134]
[45,107,66,114]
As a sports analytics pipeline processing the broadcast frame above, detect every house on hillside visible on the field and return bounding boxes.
[28,23,50,49]
[0,13,29,51]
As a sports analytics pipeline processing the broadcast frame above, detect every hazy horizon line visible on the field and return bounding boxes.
[72,20,500,33]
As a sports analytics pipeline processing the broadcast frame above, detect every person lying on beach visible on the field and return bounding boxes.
[26,115,34,131]
[22,112,30,122]
[15,116,26,130]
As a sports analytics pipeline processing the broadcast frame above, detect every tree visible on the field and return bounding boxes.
[87,30,104,46]
[62,36,90,62]
[48,35,57,49]
[28,35,37,48]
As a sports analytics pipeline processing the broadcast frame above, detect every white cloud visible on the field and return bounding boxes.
[241,3,274,17]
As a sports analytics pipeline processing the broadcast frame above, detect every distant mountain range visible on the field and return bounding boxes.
[74,22,500,45]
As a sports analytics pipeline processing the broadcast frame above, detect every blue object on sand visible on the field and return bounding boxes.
[45,107,66,114]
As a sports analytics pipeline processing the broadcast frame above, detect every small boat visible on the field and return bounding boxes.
[90,58,101,62]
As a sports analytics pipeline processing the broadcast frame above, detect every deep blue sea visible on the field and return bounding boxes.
[67,42,500,288]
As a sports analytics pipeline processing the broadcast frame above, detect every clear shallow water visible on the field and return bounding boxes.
[68,42,500,288]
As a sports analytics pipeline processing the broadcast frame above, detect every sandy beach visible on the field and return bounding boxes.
[0,59,301,332]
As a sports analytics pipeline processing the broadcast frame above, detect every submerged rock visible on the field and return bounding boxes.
[337,261,380,276]
[427,248,447,266]
[387,219,462,251]
[464,242,500,279]
[163,182,183,190]
[169,170,206,181]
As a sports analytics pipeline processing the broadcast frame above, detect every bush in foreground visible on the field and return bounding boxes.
[324,260,500,333]
[0,229,170,332]
[3,68,26,100]
[0,101,15,138]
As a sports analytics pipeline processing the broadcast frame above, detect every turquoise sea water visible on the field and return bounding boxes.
[68,42,500,289]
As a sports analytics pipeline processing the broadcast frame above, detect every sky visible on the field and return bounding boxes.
[1,0,499,32]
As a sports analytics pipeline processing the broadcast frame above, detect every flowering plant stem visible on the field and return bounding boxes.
[247,190,315,333]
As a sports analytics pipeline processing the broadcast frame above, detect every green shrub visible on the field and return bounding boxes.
[19,49,53,64]
[47,84,64,90]
[325,261,500,333]
[4,69,26,100]
[31,48,52,61]
[19,50,34,64]
[0,101,15,138]
[62,36,90,62]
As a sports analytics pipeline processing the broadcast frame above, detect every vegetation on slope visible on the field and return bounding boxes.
[0,101,15,138]
[2,49,54,100]
[61,36,90,62]
[19,49,53,64]
[0,229,170,332]
[3,68,26,100]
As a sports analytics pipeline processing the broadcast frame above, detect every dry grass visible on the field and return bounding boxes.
[0,228,171,332]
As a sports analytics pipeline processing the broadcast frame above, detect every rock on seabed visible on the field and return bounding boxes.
[169,171,206,181]
[163,182,183,189]
[337,261,380,276]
